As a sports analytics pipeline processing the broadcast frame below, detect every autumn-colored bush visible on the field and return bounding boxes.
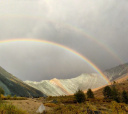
[1,94,6,99]
[111,101,127,113]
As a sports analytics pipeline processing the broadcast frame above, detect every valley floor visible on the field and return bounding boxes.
[4,97,128,114]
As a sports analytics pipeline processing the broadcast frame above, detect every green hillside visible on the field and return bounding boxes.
[0,66,45,97]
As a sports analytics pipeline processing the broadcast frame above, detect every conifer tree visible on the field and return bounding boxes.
[111,86,120,102]
[103,86,112,99]
[74,89,86,103]
[122,90,128,104]
[87,88,94,98]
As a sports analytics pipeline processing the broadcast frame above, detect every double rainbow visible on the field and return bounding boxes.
[0,38,110,84]
[0,14,123,64]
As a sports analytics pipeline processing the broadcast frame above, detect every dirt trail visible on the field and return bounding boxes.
[7,98,51,114]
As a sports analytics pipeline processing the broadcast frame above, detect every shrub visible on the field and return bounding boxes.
[1,94,6,100]
[74,90,86,103]
[7,95,11,100]
[87,89,94,98]
[13,95,17,100]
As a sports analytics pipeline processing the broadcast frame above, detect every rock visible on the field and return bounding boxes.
[36,104,45,113]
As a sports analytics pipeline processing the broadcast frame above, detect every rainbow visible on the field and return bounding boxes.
[62,24,123,64]
[0,38,110,84]
[0,14,123,64]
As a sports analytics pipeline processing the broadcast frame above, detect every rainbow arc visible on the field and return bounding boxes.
[0,38,110,84]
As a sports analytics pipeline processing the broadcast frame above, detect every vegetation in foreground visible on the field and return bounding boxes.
[43,85,128,114]
[0,102,28,114]
[43,95,128,114]
[1,95,27,100]
[0,87,28,114]
[1,81,128,114]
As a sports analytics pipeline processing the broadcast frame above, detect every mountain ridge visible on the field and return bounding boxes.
[0,66,46,97]
[104,63,128,81]
[25,73,108,96]
[25,63,128,96]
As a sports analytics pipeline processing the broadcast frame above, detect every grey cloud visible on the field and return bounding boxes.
[0,0,128,81]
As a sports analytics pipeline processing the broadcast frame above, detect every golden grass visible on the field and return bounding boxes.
[7,98,45,114]
[0,103,28,114]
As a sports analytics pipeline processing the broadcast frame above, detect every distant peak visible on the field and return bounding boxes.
[50,78,58,81]
[50,78,59,83]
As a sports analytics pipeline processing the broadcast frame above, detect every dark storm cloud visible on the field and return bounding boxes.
[0,0,128,81]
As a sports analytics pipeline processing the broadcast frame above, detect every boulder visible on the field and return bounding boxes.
[36,104,45,113]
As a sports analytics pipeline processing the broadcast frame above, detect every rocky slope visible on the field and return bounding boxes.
[0,66,46,97]
[25,63,128,96]
[25,73,108,96]
[105,63,128,81]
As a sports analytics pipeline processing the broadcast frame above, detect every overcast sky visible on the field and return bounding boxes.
[0,0,128,81]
